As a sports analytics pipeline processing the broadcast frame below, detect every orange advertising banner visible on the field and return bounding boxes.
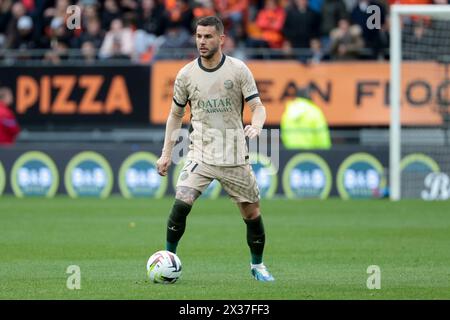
[1,65,151,126]
[151,61,448,126]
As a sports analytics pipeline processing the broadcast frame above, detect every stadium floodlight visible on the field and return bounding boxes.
[390,4,450,200]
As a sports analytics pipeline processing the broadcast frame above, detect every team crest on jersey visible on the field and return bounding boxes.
[224,80,233,90]
[180,172,189,181]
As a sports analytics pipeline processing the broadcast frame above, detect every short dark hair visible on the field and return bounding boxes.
[195,16,224,35]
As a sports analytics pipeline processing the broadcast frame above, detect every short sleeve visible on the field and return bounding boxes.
[240,63,260,103]
[173,69,188,107]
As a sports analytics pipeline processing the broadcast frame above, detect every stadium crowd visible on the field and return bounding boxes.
[0,0,448,63]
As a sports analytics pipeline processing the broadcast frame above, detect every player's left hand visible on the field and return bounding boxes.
[244,125,261,139]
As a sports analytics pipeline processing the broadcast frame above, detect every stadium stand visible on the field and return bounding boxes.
[2,0,442,63]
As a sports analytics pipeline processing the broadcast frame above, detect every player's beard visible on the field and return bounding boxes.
[200,44,219,60]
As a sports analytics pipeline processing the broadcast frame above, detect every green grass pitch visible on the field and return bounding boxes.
[0,196,449,300]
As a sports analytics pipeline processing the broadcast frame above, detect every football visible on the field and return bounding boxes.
[146,250,182,284]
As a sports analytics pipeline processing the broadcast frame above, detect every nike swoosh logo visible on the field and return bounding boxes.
[168,226,178,231]
[253,240,263,244]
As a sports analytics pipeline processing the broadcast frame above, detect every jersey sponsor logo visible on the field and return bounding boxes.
[197,98,232,113]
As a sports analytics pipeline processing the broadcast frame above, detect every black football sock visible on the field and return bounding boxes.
[166,199,192,253]
[243,215,265,265]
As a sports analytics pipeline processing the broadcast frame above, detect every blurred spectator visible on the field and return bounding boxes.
[109,35,133,59]
[40,0,85,52]
[101,0,122,31]
[5,1,27,48]
[222,34,247,60]
[44,40,69,64]
[282,0,320,61]
[4,0,448,62]
[402,19,434,60]
[320,0,347,51]
[214,0,248,40]
[155,22,193,60]
[245,1,265,51]
[255,0,286,49]
[11,16,35,49]
[48,16,72,50]
[163,0,176,10]
[246,0,286,58]
[81,40,97,62]
[192,0,216,20]
[329,18,364,60]
[80,0,100,20]
[136,0,166,36]
[308,38,328,63]
[342,0,357,10]
[120,0,139,12]
[281,87,331,150]
[75,17,104,48]
[133,28,163,62]
[350,0,387,59]
[21,0,35,12]
[0,87,20,146]
[308,0,324,12]
[165,0,194,33]
[431,0,450,58]
[0,0,13,45]
[43,0,72,26]
[99,18,134,59]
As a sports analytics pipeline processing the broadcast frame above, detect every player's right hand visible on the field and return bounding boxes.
[156,156,171,176]
[244,125,261,139]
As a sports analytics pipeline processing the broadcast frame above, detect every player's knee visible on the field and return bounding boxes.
[175,194,195,206]
[240,202,260,220]
[175,187,200,206]
[245,211,260,220]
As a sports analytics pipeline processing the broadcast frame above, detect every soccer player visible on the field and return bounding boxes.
[156,16,274,282]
